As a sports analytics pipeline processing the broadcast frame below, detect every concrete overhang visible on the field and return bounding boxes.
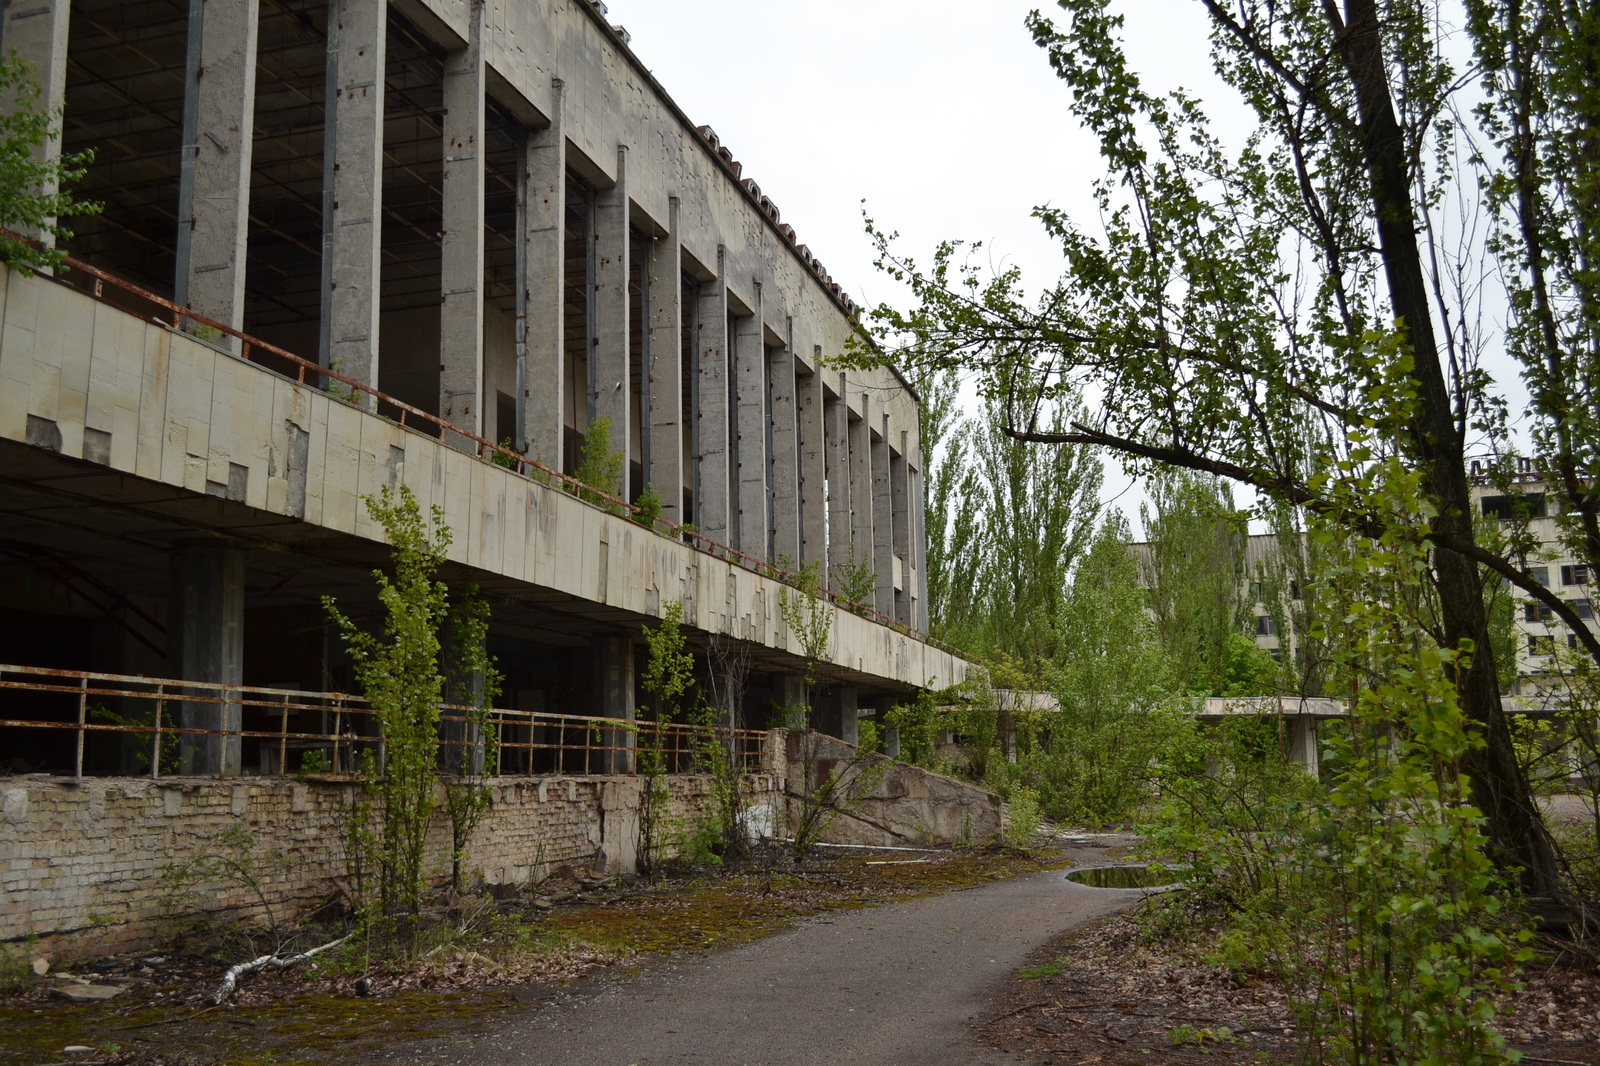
[0,265,965,696]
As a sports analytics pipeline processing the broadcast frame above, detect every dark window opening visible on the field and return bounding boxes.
[1482,493,1546,519]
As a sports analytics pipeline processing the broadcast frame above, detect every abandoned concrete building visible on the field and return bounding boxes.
[0,0,972,953]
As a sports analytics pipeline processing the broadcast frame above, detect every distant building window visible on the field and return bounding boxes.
[1483,494,1546,519]
[1562,564,1591,586]
[1255,615,1276,636]
[1528,634,1555,655]
[1289,580,1302,601]
[1249,580,1263,602]
[1570,634,1580,650]
[1524,566,1550,587]
[1269,648,1283,662]
[1576,598,1594,620]
[1524,602,1554,623]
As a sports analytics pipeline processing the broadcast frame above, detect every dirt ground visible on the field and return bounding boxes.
[0,843,1073,1066]
[976,894,1600,1065]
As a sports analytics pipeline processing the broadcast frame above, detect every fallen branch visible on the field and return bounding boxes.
[211,933,353,1005]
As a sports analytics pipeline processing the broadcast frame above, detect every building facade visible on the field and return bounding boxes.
[0,0,954,777]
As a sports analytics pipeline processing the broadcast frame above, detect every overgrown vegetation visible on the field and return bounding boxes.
[0,51,100,274]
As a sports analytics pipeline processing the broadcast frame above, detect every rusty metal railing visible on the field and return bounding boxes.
[0,663,767,780]
[5,234,967,660]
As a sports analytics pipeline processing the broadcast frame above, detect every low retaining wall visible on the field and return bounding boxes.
[0,772,781,963]
[782,731,1002,847]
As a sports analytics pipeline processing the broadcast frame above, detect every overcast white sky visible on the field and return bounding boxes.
[603,0,1523,533]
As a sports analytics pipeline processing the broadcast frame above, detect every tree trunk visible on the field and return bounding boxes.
[1334,0,1560,896]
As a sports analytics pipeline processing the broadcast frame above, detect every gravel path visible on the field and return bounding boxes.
[391,857,1144,1066]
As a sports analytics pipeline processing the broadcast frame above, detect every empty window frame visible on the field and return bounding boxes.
[1524,566,1550,587]
[1561,564,1592,586]
[1524,602,1555,623]
[1527,634,1556,655]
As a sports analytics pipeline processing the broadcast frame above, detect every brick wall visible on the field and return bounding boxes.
[1,771,782,963]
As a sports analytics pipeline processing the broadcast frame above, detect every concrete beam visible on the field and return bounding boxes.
[733,293,767,558]
[646,198,684,520]
[0,0,70,250]
[693,250,730,543]
[439,6,486,443]
[871,417,894,617]
[797,355,826,570]
[320,0,386,397]
[521,79,565,468]
[592,146,631,486]
[168,544,244,776]
[769,325,800,566]
[174,0,259,342]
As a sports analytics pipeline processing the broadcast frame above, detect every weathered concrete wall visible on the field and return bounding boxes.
[0,771,780,963]
[783,731,1002,849]
[0,265,964,694]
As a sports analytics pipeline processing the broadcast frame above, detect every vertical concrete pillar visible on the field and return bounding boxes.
[319,0,386,396]
[775,674,806,730]
[847,397,875,603]
[769,326,800,566]
[871,417,895,617]
[912,462,930,632]
[0,0,70,251]
[836,685,858,747]
[168,545,245,776]
[522,79,565,468]
[442,641,486,776]
[594,635,635,774]
[592,146,630,481]
[733,295,767,557]
[647,198,683,519]
[797,356,827,569]
[1287,716,1319,775]
[891,439,911,625]
[439,3,485,443]
[174,0,259,340]
[884,723,901,759]
[825,381,852,590]
[693,249,730,543]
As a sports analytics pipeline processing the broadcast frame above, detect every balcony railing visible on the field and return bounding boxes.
[0,663,768,780]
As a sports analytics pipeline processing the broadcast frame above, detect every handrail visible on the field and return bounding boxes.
[3,234,967,659]
[0,663,769,779]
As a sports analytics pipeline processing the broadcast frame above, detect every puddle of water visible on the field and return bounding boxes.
[1065,865,1180,889]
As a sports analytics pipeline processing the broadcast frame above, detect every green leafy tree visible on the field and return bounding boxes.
[323,485,450,941]
[572,416,627,512]
[1037,514,1187,825]
[0,51,100,274]
[638,601,698,875]
[441,583,502,894]
[852,0,1564,893]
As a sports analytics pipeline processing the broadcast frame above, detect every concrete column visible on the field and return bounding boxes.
[775,674,806,730]
[1287,716,1319,775]
[847,395,875,602]
[693,249,730,543]
[733,294,767,558]
[797,355,826,569]
[912,463,930,632]
[836,685,858,747]
[884,723,901,759]
[592,146,630,481]
[825,381,852,590]
[871,418,895,617]
[168,545,245,776]
[319,0,386,396]
[439,5,485,443]
[891,440,911,625]
[522,80,565,468]
[0,0,70,251]
[442,641,486,776]
[174,0,259,340]
[594,635,635,774]
[646,198,683,519]
[769,326,800,566]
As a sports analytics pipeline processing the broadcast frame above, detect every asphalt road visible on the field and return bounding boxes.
[392,859,1144,1066]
